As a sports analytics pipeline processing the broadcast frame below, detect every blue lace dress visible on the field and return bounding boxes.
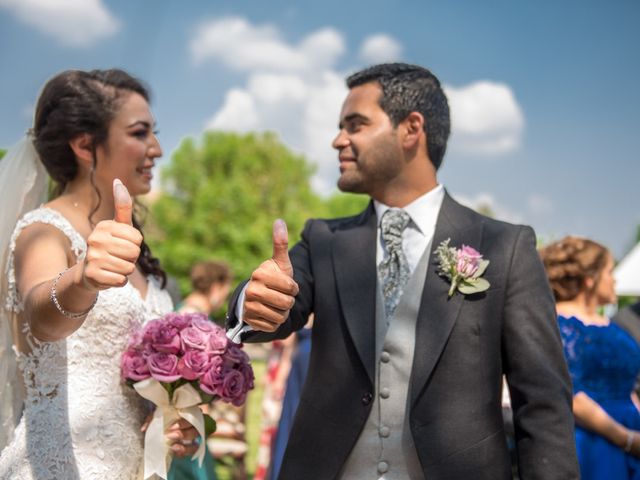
[559,314,640,479]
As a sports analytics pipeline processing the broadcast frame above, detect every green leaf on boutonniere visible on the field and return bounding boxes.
[458,277,491,295]
[473,259,490,278]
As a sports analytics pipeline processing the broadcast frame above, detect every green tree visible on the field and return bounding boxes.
[323,191,370,218]
[0,149,6,160]
[146,131,325,294]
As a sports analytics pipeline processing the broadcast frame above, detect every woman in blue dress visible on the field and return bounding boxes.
[541,236,640,479]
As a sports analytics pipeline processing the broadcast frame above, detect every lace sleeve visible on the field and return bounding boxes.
[557,315,585,394]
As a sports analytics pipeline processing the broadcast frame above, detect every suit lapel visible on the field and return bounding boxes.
[332,203,378,384]
[410,193,484,405]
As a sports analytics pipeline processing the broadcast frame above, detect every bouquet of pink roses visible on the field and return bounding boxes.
[121,311,254,480]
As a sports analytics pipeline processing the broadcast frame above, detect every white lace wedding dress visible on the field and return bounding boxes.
[0,208,173,479]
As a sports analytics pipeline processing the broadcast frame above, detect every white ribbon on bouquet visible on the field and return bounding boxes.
[134,378,206,480]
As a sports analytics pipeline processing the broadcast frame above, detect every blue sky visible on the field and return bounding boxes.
[1,0,638,258]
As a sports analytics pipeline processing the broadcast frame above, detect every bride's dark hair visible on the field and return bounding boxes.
[32,69,166,287]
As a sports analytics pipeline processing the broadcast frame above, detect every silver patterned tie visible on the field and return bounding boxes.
[378,208,411,318]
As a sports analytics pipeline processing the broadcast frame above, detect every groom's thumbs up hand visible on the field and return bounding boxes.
[272,219,294,278]
[243,219,299,332]
[79,179,143,292]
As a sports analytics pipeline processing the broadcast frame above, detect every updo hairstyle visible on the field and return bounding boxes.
[539,236,610,302]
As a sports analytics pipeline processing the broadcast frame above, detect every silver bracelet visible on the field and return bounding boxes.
[625,432,635,453]
[50,268,98,319]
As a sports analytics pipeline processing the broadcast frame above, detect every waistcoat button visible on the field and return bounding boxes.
[361,392,373,405]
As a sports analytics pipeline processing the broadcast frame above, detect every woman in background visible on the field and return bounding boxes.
[541,236,640,479]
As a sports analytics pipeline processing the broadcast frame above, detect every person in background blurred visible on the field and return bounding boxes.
[170,260,233,480]
[268,315,313,480]
[253,334,295,480]
[541,236,640,479]
[180,260,232,319]
[614,300,640,346]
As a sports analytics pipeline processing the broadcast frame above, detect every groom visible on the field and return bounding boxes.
[227,63,579,479]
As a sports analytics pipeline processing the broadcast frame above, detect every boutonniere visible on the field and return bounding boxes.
[435,239,490,298]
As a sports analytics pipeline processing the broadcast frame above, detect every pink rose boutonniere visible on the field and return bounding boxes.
[435,239,490,297]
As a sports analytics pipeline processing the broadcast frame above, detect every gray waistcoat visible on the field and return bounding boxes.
[339,246,431,479]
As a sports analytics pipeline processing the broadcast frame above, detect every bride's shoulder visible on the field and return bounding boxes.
[11,207,83,257]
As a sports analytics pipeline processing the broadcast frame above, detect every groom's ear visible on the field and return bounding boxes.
[68,133,95,170]
[400,111,425,151]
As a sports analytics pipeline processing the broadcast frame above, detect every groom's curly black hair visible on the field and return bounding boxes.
[346,63,450,171]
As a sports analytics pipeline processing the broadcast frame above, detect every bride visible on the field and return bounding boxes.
[0,69,198,479]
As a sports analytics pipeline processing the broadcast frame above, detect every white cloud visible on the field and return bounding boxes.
[455,192,524,224]
[445,81,524,155]
[208,71,346,194]
[358,34,403,64]
[190,16,345,73]
[527,193,553,215]
[0,0,119,47]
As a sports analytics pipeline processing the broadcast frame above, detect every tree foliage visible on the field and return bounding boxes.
[146,131,327,293]
[0,149,5,160]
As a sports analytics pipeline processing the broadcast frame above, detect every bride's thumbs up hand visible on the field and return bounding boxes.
[78,179,143,291]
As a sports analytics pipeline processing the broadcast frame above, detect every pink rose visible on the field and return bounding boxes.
[147,352,181,382]
[178,351,213,381]
[181,326,210,351]
[121,349,150,381]
[144,321,181,354]
[208,327,229,355]
[199,356,225,396]
[456,245,482,278]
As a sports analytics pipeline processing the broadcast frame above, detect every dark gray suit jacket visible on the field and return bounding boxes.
[228,193,579,479]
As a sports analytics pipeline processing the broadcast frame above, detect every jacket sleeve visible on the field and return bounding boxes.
[501,225,579,479]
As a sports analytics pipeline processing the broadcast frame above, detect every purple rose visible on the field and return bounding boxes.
[237,362,255,391]
[165,312,193,330]
[220,369,248,406]
[147,352,181,382]
[181,326,210,351]
[224,344,249,368]
[456,245,482,278]
[121,349,150,381]
[199,356,225,396]
[144,321,181,354]
[178,351,213,381]
[191,316,217,333]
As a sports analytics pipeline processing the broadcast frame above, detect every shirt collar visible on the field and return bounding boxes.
[374,184,445,236]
